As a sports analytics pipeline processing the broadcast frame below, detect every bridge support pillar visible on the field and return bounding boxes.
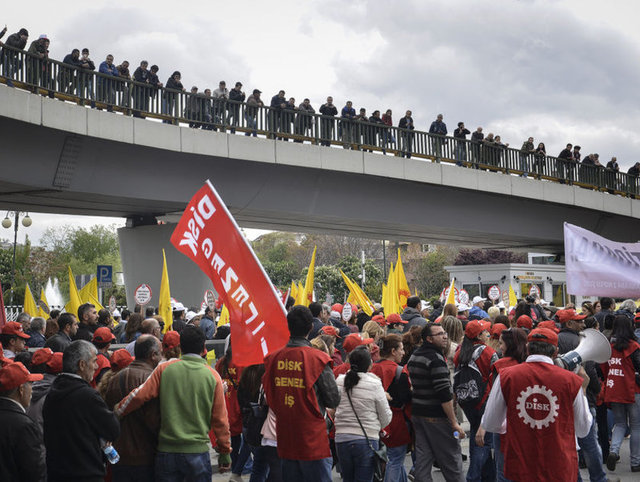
[117,223,213,311]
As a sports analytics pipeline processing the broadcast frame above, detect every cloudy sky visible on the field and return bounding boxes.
[3,0,640,244]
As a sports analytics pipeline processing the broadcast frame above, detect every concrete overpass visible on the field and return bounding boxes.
[2,84,639,250]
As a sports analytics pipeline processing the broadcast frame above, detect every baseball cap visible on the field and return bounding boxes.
[457,303,471,312]
[386,313,407,325]
[528,327,558,346]
[516,315,533,330]
[173,302,186,312]
[465,320,491,339]
[32,347,54,366]
[320,325,341,338]
[110,349,134,370]
[343,333,374,353]
[472,296,486,304]
[490,323,508,339]
[331,303,344,313]
[162,330,180,349]
[1,321,30,339]
[556,309,587,324]
[537,320,560,333]
[0,362,42,391]
[372,314,387,326]
[46,352,63,374]
[92,327,115,344]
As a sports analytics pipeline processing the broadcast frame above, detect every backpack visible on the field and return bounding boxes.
[453,345,487,409]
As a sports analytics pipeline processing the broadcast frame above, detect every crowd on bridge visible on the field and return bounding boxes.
[1,290,640,481]
[2,25,640,193]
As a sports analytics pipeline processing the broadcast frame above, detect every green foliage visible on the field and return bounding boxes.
[414,247,456,299]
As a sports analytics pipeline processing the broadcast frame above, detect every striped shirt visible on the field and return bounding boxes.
[407,342,453,418]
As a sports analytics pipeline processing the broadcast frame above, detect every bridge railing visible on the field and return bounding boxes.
[1,44,639,198]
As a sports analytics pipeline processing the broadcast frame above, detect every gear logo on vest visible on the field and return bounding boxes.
[516,384,559,429]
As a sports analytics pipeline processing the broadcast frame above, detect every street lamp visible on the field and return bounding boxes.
[2,212,32,305]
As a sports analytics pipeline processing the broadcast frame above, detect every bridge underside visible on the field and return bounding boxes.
[0,115,635,251]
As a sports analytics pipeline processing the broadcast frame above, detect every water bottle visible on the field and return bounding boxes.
[101,439,120,464]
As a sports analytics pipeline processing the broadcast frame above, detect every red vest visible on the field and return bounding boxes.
[215,358,244,436]
[370,359,411,447]
[264,345,331,460]
[500,362,582,482]
[602,341,640,404]
[333,361,350,378]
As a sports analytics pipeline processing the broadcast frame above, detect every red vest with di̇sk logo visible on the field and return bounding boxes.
[264,345,332,460]
[602,341,640,404]
[499,361,582,482]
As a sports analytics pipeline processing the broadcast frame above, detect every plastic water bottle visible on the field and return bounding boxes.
[101,439,120,464]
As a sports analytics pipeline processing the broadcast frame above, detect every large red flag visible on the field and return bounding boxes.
[170,181,289,366]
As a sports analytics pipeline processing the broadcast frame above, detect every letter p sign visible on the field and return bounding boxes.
[97,265,113,285]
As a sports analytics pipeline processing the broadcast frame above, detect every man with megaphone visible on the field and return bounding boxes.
[481,328,592,482]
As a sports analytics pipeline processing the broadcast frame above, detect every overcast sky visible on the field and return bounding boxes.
[3,0,640,244]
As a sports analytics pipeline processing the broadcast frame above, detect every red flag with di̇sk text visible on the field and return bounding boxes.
[170,181,289,366]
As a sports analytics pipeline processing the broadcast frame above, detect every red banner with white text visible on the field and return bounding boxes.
[170,181,289,366]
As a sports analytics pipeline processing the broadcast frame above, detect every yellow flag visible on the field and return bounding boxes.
[217,304,230,327]
[384,263,401,314]
[290,281,298,301]
[302,246,317,306]
[395,250,411,309]
[37,289,49,318]
[340,270,374,316]
[508,284,518,308]
[23,283,38,317]
[295,282,306,305]
[159,250,173,333]
[79,277,98,304]
[445,277,456,306]
[88,293,105,312]
[64,266,82,317]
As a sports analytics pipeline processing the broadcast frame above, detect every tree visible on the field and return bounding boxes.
[413,247,456,299]
[454,249,526,265]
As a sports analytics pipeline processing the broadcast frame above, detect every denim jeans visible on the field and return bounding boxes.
[464,407,495,482]
[249,444,282,482]
[155,451,212,482]
[281,457,332,482]
[336,438,378,482]
[385,444,407,482]
[519,154,530,177]
[492,433,512,482]
[245,114,258,136]
[610,394,640,466]
[578,407,606,482]
[455,141,467,165]
[231,433,253,475]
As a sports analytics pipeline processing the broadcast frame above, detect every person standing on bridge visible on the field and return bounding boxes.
[429,113,448,162]
[1,27,28,86]
[163,70,184,124]
[398,110,414,158]
[228,81,245,133]
[269,90,287,139]
[245,89,263,137]
[454,121,470,166]
[319,96,338,146]
[98,54,119,111]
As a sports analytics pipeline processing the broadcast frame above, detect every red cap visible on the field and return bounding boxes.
[162,330,181,349]
[516,315,533,330]
[343,333,374,353]
[92,327,115,343]
[465,320,491,339]
[46,352,63,374]
[1,321,30,339]
[110,349,134,370]
[556,309,587,324]
[372,315,387,326]
[32,347,54,366]
[537,320,560,333]
[528,327,558,346]
[386,313,407,325]
[320,325,341,338]
[490,323,508,339]
[0,361,42,390]
[331,303,343,313]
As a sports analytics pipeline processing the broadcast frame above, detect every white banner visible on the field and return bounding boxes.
[564,222,640,297]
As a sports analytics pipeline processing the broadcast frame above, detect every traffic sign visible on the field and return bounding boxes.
[97,265,113,285]
[134,284,152,305]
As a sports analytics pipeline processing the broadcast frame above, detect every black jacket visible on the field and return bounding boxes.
[401,307,427,333]
[0,397,45,482]
[43,374,120,481]
[73,323,96,342]
[44,331,72,352]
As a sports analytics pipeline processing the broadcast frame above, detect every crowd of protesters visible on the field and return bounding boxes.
[2,290,640,481]
[2,25,640,193]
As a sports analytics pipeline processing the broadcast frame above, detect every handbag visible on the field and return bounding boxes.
[346,389,388,482]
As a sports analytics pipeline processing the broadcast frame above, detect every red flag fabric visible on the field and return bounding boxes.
[0,287,6,330]
[170,181,289,366]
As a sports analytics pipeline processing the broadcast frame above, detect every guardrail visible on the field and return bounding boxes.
[1,44,639,198]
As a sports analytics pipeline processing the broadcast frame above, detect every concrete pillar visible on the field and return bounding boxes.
[117,223,213,310]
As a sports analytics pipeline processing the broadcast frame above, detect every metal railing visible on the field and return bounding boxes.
[1,44,639,198]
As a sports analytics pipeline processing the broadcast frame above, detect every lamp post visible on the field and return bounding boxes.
[2,212,32,305]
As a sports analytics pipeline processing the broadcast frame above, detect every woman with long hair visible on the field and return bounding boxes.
[442,315,465,426]
[120,313,142,343]
[370,335,412,482]
[335,347,392,482]
[435,303,458,322]
[400,325,423,366]
[602,315,640,472]
[454,320,498,481]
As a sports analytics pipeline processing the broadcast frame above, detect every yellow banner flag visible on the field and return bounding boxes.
[340,270,374,316]
[508,284,518,308]
[301,246,317,306]
[88,292,105,312]
[37,289,49,318]
[79,277,98,304]
[217,304,230,327]
[384,263,401,314]
[23,283,39,317]
[395,250,411,309]
[64,267,82,317]
[445,277,456,306]
[159,250,173,333]
[290,281,298,301]
[295,281,306,305]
